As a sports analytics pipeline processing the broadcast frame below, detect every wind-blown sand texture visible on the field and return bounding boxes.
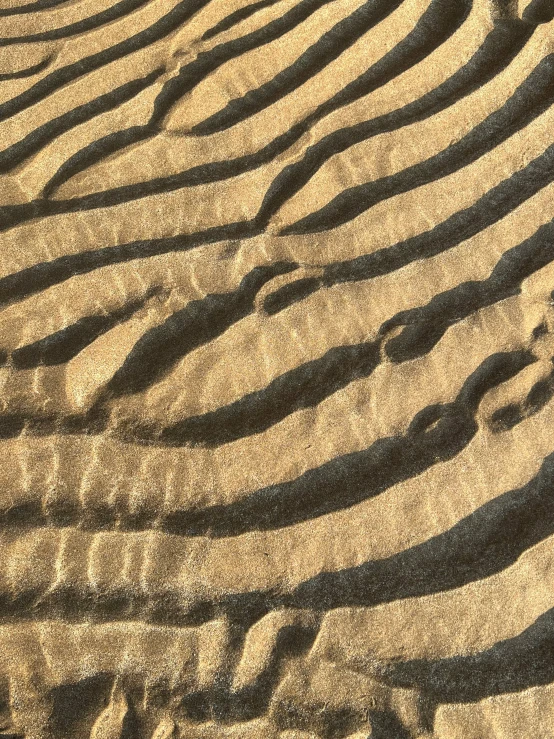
[1,0,554,736]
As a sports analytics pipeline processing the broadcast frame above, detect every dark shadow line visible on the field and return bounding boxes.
[150,340,381,446]
[0,220,261,308]
[490,362,554,432]
[201,0,283,41]
[0,54,53,80]
[383,606,554,704]
[523,0,554,24]
[0,0,73,16]
[0,0,152,46]
[9,288,161,369]
[102,260,297,398]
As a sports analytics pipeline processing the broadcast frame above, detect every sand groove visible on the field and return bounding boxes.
[1,0,554,737]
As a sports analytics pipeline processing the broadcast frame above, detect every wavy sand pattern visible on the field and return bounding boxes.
[1,0,554,736]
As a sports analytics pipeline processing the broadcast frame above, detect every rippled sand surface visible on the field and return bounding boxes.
[1,0,554,736]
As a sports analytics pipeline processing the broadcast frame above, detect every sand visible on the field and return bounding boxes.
[1,0,554,736]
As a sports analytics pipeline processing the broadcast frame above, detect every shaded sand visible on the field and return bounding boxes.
[1,0,554,736]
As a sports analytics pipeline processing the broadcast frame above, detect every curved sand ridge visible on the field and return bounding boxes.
[1,0,554,736]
